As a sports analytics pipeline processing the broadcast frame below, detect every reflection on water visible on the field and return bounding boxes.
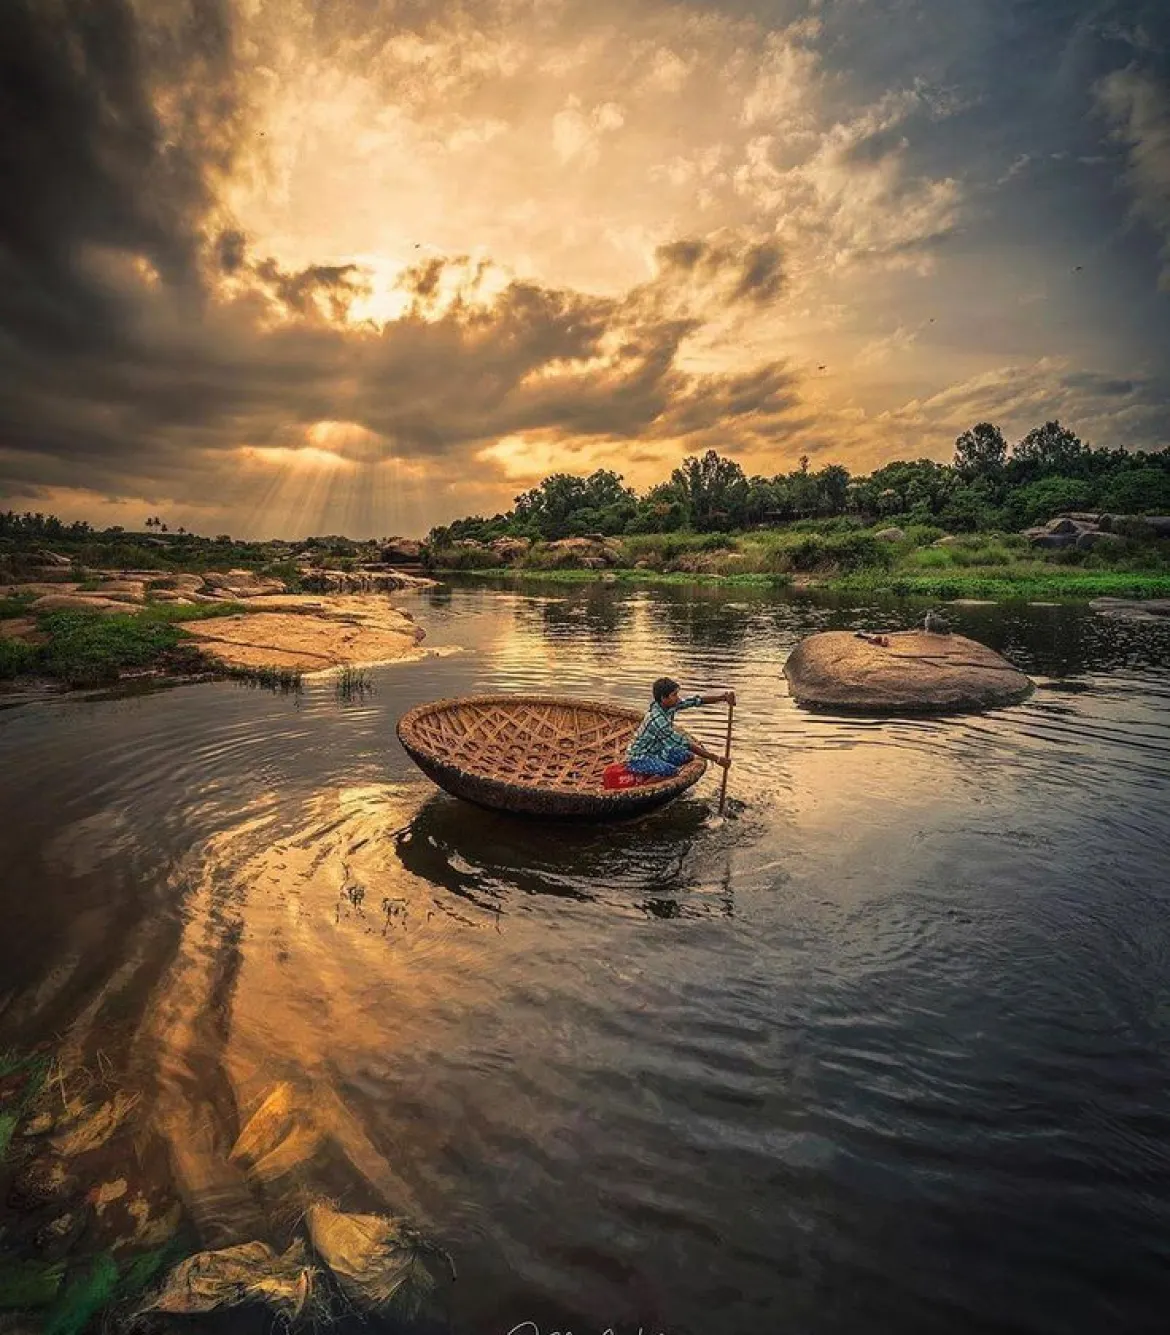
[1,582,1170,1334]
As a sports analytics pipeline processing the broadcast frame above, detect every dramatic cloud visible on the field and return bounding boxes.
[0,0,1167,537]
[1097,66,1170,289]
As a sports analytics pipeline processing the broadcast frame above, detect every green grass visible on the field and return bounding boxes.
[225,663,303,693]
[0,592,35,619]
[0,601,252,686]
[335,664,373,700]
[434,524,1170,603]
[35,610,189,686]
[462,568,793,587]
[831,570,1170,601]
[0,638,38,678]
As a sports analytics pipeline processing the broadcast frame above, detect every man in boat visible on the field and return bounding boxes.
[625,678,735,778]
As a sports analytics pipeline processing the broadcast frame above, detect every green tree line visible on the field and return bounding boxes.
[427,420,1170,545]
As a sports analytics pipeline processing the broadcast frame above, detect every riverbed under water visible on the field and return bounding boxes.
[2,581,1169,1334]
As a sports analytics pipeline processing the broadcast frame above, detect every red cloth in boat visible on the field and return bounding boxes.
[602,762,654,790]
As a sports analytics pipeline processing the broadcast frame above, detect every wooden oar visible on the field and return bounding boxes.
[717,696,735,815]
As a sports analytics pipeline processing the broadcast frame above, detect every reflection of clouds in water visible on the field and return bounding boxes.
[43,806,136,876]
[133,787,450,1241]
[130,778,760,1244]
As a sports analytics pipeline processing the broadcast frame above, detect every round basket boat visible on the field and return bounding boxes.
[396,694,707,819]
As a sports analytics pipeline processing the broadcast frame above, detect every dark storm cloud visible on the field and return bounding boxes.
[252,258,370,319]
[655,238,785,305]
[0,0,239,328]
[1060,371,1137,397]
[0,0,804,508]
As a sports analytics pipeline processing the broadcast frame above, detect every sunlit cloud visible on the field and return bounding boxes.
[1,0,1168,537]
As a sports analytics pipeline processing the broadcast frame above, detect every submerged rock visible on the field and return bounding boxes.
[784,630,1033,714]
[142,1239,319,1322]
[305,1202,453,1318]
[1090,597,1170,621]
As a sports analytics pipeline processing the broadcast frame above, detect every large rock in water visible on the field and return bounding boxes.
[784,630,1033,714]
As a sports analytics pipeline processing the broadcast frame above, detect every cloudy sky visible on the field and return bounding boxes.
[2,0,1168,538]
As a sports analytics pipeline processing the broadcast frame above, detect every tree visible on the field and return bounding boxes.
[513,470,637,538]
[954,422,1007,481]
[1011,420,1085,478]
[669,450,749,530]
[814,463,851,516]
[1001,477,1093,530]
[1098,468,1170,516]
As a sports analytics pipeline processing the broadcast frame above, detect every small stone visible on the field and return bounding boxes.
[20,1111,57,1137]
[34,1209,89,1262]
[8,1155,76,1210]
[89,1178,129,1214]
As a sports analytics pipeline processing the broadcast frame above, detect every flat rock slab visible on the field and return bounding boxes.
[183,599,426,672]
[1090,597,1170,621]
[29,593,133,615]
[784,630,1033,714]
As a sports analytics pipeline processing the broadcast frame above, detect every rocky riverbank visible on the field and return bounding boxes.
[0,568,435,690]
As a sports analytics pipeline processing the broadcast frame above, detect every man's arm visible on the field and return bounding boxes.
[689,740,730,768]
[675,690,736,710]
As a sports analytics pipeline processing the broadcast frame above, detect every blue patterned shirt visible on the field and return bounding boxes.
[626,695,702,764]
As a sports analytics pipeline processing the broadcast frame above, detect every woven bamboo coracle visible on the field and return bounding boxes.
[396,694,707,818]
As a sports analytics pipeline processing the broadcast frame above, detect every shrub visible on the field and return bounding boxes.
[1001,477,1093,530]
[782,531,892,572]
[0,638,38,679]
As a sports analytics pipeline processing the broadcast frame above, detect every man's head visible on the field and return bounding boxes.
[652,676,681,708]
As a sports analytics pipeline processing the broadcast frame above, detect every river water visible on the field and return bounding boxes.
[2,581,1169,1334]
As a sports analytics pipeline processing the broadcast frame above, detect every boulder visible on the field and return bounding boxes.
[201,570,286,597]
[931,535,960,547]
[380,538,424,564]
[6,583,81,598]
[541,538,621,567]
[163,573,208,594]
[299,569,435,594]
[488,537,531,563]
[1027,531,1078,550]
[1145,516,1170,539]
[874,527,906,542]
[1045,516,1084,536]
[1075,529,1125,551]
[93,578,148,602]
[28,594,130,615]
[35,550,72,568]
[783,630,1033,714]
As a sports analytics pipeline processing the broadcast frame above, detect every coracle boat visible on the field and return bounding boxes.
[396,694,707,818]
